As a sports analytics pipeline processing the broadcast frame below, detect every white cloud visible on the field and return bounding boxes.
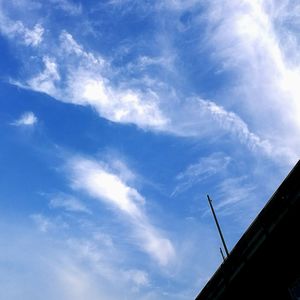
[59,31,103,65]
[69,158,144,218]
[1,211,221,300]
[0,9,43,47]
[134,225,175,267]
[65,72,168,129]
[50,0,82,16]
[173,152,231,196]
[14,55,274,158]
[166,97,274,157]
[31,214,52,232]
[142,0,300,165]
[11,30,168,131]
[157,0,199,11]
[205,99,270,153]
[49,193,91,214]
[3,0,299,166]
[126,55,175,73]
[205,176,261,228]
[11,111,38,126]
[23,23,44,46]
[25,56,60,95]
[0,222,144,300]
[203,0,300,163]
[67,156,175,266]
[177,153,230,182]
[214,176,256,213]
[1,11,272,155]
[125,269,149,287]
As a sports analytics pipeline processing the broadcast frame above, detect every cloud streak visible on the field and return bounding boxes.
[49,193,91,214]
[49,0,82,15]
[203,0,300,163]
[2,1,295,165]
[173,152,231,196]
[0,220,162,300]
[67,156,175,266]
[12,30,168,131]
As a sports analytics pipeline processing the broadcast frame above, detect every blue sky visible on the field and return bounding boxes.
[0,0,300,299]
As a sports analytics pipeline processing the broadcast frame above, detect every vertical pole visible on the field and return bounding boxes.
[220,247,225,262]
[207,194,229,257]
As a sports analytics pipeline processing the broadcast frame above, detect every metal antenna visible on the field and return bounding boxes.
[207,194,229,257]
[220,247,225,262]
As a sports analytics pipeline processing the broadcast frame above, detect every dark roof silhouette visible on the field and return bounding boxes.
[195,160,300,300]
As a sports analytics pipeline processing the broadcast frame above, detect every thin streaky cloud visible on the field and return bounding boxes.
[67,156,175,266]
[10,30,168,131]
[49,0,82,15]
[204,0,300,162]
[1,5,290,163]
[173,152,231,197]
[1,0,299,166]
[49,193,91,214]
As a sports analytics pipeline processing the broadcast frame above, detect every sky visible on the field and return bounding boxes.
[0,0,299,299]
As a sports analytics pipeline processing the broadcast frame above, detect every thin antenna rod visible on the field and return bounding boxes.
[207,194,229,257]
[220,247,225,262]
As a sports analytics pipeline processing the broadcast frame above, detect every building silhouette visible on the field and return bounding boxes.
[195,160,300,300]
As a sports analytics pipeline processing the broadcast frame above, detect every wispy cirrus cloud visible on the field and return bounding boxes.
[202,0,300,163]
[167,97,274,156]
[11,111,38,126]
[31,214,53,232]
[49,0,82,15]
[67,156,175,266]
[0,1,167,134]
[0,6,43,47]
[158,0,199,11]
[2,0,300,167]
[11,29,168,131]
[3,0,296,165]
[214,176,257,214]
[131,0,299,165]
[124,269,149,287]
[25,56,60,95]
[49,193,91,214]
[173,152,231,197]
[201,175,260,230]
[0,220,160,300]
